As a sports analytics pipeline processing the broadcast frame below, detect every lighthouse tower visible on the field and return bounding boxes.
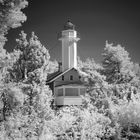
[58,20,80,72]
[47,21,86,106]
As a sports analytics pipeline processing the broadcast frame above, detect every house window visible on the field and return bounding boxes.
[57,88,63,96]
[65,88,78,96]
[70,75,73,80]
[62,75,64,81]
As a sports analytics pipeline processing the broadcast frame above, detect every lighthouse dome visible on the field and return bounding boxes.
[64,20,75,30]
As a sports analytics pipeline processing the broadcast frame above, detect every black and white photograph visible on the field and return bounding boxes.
[0,0,140,139]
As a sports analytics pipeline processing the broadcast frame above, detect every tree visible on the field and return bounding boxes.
[0,0,28,47]
[0,0,28,77]
[109,98,140,140]
[10,31,50,82]
[0,1,58,139]
[102,41,136,84]
[102,41,140,101]
[0,0,28,116]
[78,57,109,109]
[0,83,25,121]
[78,57,102,73]
[1,1,140,139]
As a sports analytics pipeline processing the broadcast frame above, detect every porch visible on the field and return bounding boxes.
[54,85,86,106]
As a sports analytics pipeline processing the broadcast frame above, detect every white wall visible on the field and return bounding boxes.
[60,30,79,71]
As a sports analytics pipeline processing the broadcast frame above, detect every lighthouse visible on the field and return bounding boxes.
[58,20,80,71]
[47,21,86,106]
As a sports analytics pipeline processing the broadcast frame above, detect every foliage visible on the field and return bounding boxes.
[80,43,140,140]
[10,31,50,82]
[47,60,58,74]
[102,41,135,84]
[45,106,115,140]
[0,0,140,139]
[0,0,28,46]
[78,57,102,73]
[109,99,140,140]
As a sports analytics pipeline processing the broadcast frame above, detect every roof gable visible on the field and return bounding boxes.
[46,68,79,83]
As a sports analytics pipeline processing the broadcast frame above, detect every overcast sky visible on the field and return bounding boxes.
[6,0,140,63]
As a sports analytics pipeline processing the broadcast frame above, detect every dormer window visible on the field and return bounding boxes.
[62,75,64,81]
[70,75,73,80]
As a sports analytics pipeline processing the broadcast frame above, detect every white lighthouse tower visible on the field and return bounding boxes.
[47,21,86,106]
[58,20,80,72]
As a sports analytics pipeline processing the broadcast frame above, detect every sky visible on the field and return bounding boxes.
[6,0,140,63]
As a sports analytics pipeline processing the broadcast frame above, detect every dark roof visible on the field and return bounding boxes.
[64,20,75,30]
[47,71,62,82]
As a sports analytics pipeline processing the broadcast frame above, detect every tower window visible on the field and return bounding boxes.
[62,75,64,81]
[70,75,73,80]
[79,76,81,79]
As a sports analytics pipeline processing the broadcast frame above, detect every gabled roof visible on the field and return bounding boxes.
[47,71,62,82]
[46,68,75,83]
[46,67,88,84]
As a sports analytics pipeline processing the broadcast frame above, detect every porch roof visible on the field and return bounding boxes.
[55,83,86,88]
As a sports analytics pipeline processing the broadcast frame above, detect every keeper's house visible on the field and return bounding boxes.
[46,20,87,106]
